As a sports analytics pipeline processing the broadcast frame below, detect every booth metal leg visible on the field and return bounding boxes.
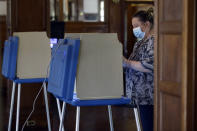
[108,105,114,131]
[43,83,51,131]
[75,106,80,131]
[8,82,16,131]
[134,108,142,131]
[59,102,66,131]
[16,84,21,131]
[56,98,65,131]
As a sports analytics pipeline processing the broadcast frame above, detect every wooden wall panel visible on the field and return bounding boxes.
[159,0,182,34]
[65,22,108,33]
[12,0,47,32]
[0,16,7,93]
[0,16,7,45]
[108,0,125,43]
[163,0,182,21]
[160,93,181,131]
[108,1,121,32]
[160,34,181,83]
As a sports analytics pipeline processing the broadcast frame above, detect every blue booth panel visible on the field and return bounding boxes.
[47,39,80,100]
[2,37,19,80]
[62,93,131,106]
[2,40,9,77]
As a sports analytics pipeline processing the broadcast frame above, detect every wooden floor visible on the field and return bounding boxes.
[0,85,137,131]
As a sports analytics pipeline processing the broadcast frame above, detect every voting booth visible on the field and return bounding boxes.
[47,33,142,131]
[2,32,51,131]
[48,33,127,101]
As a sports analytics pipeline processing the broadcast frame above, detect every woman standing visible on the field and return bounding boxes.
[123,8,154,131]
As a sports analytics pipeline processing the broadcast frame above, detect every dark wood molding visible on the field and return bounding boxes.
[0,15,7,47]
[65,22,108,33]
[125,1,154,4]
[185,0,196,130]
[194,0,197,130]
[0,16,6,23]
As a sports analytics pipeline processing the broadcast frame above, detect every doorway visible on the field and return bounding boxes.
[123,0,154,58]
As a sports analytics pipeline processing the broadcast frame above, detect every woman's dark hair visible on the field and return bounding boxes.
[133,8,154,29]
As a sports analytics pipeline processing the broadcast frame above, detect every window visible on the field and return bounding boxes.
[50,0,105,22]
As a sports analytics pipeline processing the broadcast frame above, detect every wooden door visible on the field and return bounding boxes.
[155,0,196,131]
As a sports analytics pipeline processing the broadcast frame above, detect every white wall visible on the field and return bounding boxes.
[0,1,7,15]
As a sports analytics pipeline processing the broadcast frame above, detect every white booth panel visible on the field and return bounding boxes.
[14,32,51,79]
[66,33,124,100]
[0,1,7,15]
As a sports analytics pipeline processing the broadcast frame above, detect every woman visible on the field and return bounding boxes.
[123,8,154,131]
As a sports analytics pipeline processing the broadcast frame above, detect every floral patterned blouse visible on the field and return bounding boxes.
[125,36,154,105]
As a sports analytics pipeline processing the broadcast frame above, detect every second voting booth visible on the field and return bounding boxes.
[2,32,51,131]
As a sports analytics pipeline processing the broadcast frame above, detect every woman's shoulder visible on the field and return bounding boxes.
[144,35,154,47]
[145,35,154,43]
[133,35,154,50]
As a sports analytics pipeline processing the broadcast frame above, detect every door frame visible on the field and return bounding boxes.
[193,0,196,129]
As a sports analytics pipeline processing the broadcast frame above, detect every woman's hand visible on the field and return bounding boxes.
[122,56,129,68]
[122,56,151,73]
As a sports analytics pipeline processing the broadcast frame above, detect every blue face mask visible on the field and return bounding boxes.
[133,27,145,39]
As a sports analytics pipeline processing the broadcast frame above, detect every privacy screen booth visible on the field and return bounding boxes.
[48,33,126,101]
[47,33,141,131]
[2,32,51,131]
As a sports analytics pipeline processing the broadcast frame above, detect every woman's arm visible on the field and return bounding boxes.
[123,57,151,73]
